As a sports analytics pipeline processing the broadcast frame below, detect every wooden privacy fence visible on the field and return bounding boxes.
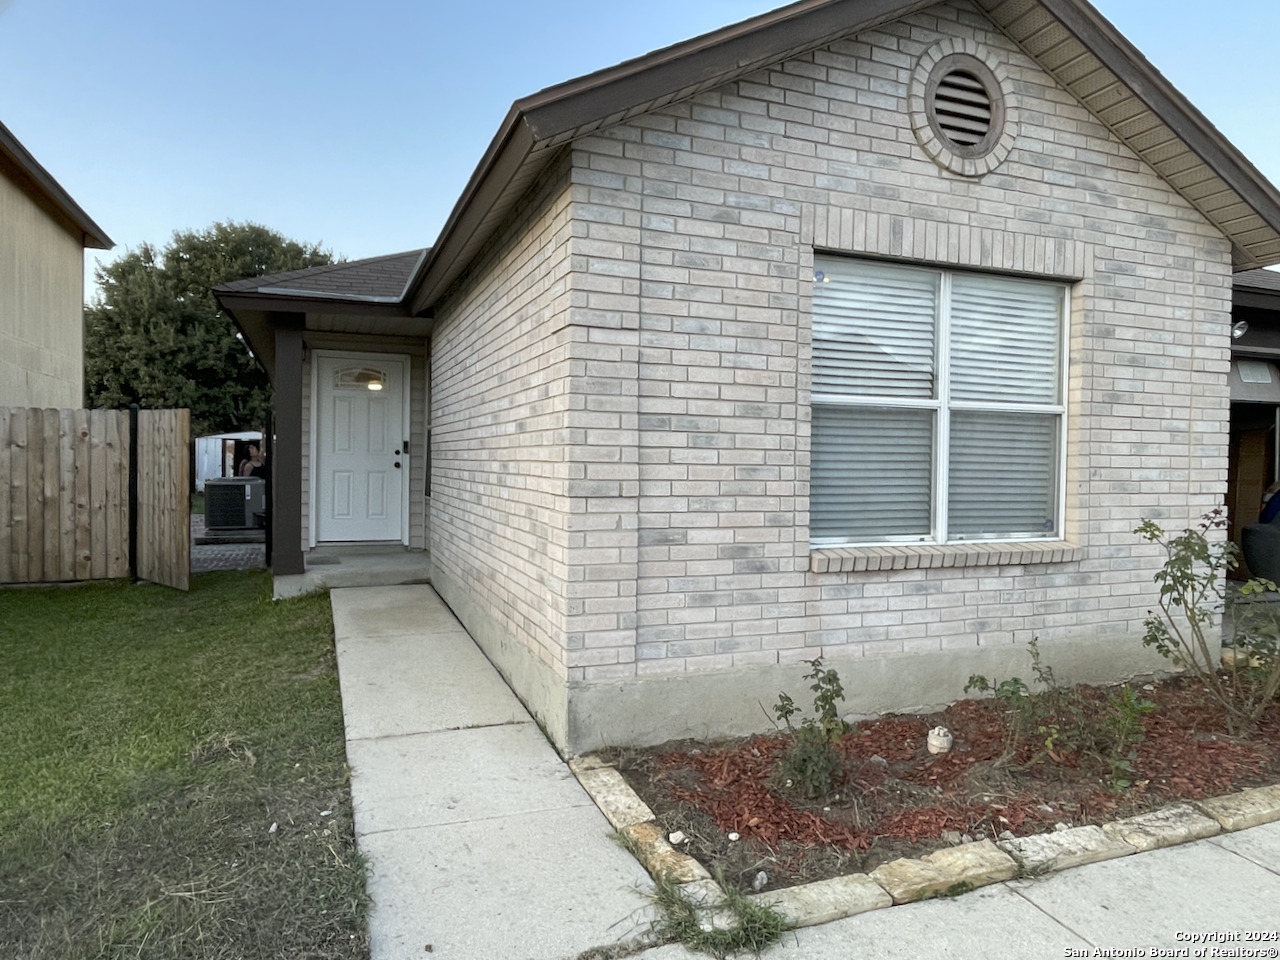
[0,407,190,590]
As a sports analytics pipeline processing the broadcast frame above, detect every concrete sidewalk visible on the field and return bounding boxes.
[636,820,1280,958]
[331,585,652,960]
[333,584,1280,960]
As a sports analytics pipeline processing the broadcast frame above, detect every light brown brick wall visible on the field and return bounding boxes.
[565,2,1230,680]
[432,0,1234,750]
[430,154,580,727]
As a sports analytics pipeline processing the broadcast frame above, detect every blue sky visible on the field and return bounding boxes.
[2,0,1278,296]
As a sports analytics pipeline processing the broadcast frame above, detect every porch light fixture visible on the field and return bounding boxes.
[1233,320,1250,339]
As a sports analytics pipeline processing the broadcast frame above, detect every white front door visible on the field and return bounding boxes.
[314,352,408,542]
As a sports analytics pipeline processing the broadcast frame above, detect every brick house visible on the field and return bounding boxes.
[217,0,1280,755]
[1,119,113,408]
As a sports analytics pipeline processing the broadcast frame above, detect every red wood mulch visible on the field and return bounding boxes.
[659,737,869,850]
[614,678,1280,888]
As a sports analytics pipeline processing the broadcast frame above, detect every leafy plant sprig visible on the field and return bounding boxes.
[1136,510,1280,736]
[773,658,849,799]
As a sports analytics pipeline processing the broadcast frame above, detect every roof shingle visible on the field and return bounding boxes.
[215,249,427,303]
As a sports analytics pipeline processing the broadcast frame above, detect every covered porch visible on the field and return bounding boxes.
[213,250,434,589]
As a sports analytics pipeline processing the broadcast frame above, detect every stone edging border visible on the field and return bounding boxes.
[568,755,1280,927]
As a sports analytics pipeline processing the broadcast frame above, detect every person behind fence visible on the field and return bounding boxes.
[238,443,268,479]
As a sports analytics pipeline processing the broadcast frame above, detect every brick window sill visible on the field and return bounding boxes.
[810,540,1082,573]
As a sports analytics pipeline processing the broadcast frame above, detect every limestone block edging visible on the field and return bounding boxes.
[570,758,1280,928]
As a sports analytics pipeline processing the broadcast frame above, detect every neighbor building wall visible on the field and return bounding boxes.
[0,170,86,408]
[556,0,1233,752]
[429,154,582,746]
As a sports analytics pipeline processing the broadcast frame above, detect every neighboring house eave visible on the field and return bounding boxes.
[0,119,113,250]
[1236,289,1280,312]
[1233,270,1280,313]
[408,0,1280,315]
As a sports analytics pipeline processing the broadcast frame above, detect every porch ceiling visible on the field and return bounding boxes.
[222,307,430,383]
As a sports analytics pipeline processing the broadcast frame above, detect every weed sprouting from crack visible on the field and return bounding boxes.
[646,872,793,959]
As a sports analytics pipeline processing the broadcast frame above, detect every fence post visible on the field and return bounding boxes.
[128,403,139,581]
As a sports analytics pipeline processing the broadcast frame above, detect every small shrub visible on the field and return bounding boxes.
[1102,686,1158,789]
[773,658,849,799]
[1136,510,1280,736]
[966,638,1156,788]
[965,638,1065,763]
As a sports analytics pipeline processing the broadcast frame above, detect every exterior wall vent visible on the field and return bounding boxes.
[909,39,1018,178]
[934,70,992,147]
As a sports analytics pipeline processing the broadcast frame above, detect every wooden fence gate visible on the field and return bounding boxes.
[0,407,190,590]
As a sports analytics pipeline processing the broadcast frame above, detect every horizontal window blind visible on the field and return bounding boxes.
[813,263,937,399]
[949,275,1061,405]
[948,412,1058,539]
[811,404,933,542]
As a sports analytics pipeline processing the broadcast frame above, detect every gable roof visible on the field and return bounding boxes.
[0,119,112,250]
[213,249,431,378]
[406,0,1280,315]
[215,249,427,306]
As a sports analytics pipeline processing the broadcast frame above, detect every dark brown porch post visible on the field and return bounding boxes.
[271,315,305,576]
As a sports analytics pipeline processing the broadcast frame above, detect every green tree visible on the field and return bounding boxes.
[85,221,333,435]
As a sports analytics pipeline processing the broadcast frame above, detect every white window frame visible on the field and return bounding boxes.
[810,255,1069,548]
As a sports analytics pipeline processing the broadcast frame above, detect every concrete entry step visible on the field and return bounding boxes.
[273,549,431,598]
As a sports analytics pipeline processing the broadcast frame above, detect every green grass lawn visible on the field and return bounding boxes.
[0,571,368,959]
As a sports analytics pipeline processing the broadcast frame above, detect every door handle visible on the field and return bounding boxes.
[394,462,401,469]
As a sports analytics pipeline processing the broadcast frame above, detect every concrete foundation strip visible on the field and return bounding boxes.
[567,757,1280,928]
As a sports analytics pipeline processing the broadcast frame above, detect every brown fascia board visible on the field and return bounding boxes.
[0,120,113,250]
[1038,0,1280,255]
[1235,289,1280,313]
[513,0,938,140]
[214,291,412,318]
[408,0,939,315]
[407,107,536,316]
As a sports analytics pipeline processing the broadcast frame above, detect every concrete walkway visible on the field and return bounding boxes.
[331,585,652,960]
[333,584,1280,960]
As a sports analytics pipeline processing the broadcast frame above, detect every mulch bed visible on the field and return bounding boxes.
[604,677,1280,893]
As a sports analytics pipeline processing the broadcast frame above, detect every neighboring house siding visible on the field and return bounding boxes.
[554,0,1231,750]
[0,169,85,408]
[430,157,581,745]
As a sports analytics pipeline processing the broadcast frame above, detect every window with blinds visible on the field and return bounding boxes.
[811,257,1066,546]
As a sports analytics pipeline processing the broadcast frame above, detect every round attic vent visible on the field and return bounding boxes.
[910,40,1017,178]
[933,69,993,148]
